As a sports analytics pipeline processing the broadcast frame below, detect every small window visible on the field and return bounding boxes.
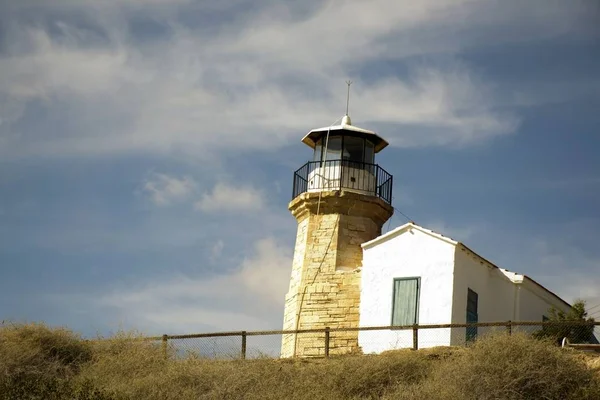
[313,139,323,162]
[324,136,342,162]
[391,277,420,326]
[364,140,375,164]
[342,136,364,163]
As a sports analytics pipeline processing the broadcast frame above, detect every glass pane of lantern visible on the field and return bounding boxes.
[343,136,365,164]
[365,140,375,164]
[325,136,342,162]
[313,138,322,162]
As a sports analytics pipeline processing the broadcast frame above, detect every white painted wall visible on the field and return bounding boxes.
[358,224,573,353]
[358,227,456,353]
[450,248,517,344]
[516,278,571,323]
[450,248,571,344]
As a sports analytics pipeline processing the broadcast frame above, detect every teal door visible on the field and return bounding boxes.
[466,289,478,342]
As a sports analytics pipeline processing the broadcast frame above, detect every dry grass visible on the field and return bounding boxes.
[0,322,96,399]
[577,352,600,376]
[387,333,600,400]
[1,323,599,400]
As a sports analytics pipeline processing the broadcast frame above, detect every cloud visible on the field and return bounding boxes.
[143,172,196,206]
[527,239,600,304]
[95,237,292,333]
[1,0,594,159]
[236,238,292,303]
[195,183,264,213]
[355,67,520,147]
[423,219,479,243]
[411,218,600,308]
[587,300,600,320]
[210,239,225,261]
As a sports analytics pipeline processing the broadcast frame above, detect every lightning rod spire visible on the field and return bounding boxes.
[345,80,353,116]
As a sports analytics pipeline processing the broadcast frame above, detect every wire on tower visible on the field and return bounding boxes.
[294,80,357,356]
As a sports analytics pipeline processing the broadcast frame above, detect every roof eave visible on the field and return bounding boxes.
[362,222,458,250]
[458,244,572,309]
[522,276,572,309]
[300,124,389,153]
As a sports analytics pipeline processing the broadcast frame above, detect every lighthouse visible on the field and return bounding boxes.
[281,109,394,357]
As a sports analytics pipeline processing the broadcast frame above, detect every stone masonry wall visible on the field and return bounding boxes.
[281,190,393,357]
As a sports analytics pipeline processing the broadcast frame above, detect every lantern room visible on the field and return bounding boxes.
[292,115,393,204]
[302,115,389,164]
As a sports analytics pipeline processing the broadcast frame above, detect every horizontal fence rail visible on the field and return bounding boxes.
[292,159,393,204]
[111,321,600,360]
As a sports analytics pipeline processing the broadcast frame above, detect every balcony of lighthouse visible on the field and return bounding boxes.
[291,134,393,204]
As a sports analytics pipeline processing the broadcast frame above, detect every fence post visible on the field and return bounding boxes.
[506,320,512,336]
[324,327,330,358]
[412,325,419,350]
[241,331,247,360]
[161,334,168,359]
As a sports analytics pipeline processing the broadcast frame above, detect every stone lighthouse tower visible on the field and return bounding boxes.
[281,112,394,357]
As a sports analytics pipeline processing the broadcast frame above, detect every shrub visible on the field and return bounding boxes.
[0,322,92,399]
[78,341,434,400]
[0,322,116,400]
[409,333,600,400]
[533,300,597,344]
[330,350,432,399]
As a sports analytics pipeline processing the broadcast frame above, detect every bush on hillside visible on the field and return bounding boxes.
[399,332,600,400]
[533,300,597,344]
[329,350,433,399]
[0,322,115,400]
[79,341,433,400]
[0,322,92,371]
[78,333,180,399]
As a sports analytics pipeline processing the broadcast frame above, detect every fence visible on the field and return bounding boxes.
[138,321,600,360]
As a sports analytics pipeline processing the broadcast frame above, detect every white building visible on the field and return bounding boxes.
[358,222,572,354]
[282,112,579,357]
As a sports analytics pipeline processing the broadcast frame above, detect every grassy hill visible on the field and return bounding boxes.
[1,323,599,400]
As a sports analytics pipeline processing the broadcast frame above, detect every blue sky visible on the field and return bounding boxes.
[1,0,599,337]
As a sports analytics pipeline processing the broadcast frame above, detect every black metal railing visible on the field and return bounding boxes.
[292,159,393,204]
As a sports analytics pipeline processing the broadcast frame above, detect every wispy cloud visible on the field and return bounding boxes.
[143,172,196,206]
[210,239,225,262]
[1,0,594,159]
[411,218,600,307]
[94,237,291,333]
[527,238,600,303]
[423,220,480,243]
[1,0,598,341]
[195,183,264,213]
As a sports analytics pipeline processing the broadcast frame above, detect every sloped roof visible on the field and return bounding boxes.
[362,222,571,309]
[301,123,389,153]
[361,221,458,249]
